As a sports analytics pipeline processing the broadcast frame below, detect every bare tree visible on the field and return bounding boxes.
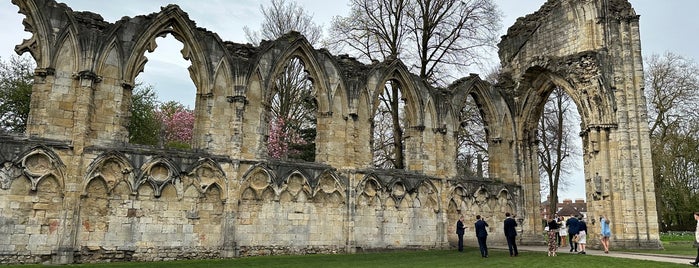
[645,52,699,230]
[406,0,501,84]
[328,0,409,61]
[245,0,320,161]
[330,0,501,169]
[456,96,488,177]
[372,80,406,169]
[538,87,579,214]
[244,0,322,46]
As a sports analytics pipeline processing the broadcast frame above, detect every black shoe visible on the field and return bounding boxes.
[569,249,573,252]
[691,261,698,266]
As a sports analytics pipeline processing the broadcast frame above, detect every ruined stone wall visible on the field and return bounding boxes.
[497,0,659,247]
[0,0,660,264]
[0,136,517,264]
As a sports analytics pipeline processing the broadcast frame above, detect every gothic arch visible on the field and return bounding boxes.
[356,175,383,206]
[263,38,333,114]
[83,151,136,196]
[123,6,211,94]
[137,157,181,198]
[240,164,277,201]
[313,170,345,200]
[13,0,54,67]
[16,146,66,193]
[413,180,440,212]
[450,75,510,140]
[448,185,470,212]
[367,60,427,128]
[185,158,227,201]
[280,170,312,201]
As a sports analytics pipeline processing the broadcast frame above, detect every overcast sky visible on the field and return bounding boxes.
[1,0,697,201]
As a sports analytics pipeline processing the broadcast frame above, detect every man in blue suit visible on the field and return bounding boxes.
[474,215,489,258]
[503,212,519,257]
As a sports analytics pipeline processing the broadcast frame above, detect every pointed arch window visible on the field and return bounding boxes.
[267,56,317,161]
[372,79,407,169]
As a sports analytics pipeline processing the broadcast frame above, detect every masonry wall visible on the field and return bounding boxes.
[0,140,518,264]
[0,0,661,264]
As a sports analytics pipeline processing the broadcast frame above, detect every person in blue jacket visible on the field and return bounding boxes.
[566,215,579,252]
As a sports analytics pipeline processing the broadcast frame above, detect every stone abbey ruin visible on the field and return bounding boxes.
[0,0,658,264]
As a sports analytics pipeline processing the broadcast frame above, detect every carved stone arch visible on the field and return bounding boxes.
[13,0,53,67]
[473,186,491,208]
[450,76,506,140]
[50,25,81,72]
[313,50,349,118]
[414,180,440,212]
[240,164,278,200]
[83,151,136,196]
[137,157,181,198]
[423,98,437,130]
[313,170,345,200]
[448,185,470,212]
[357,175,385,197]
[356,175,383,206]
[281,170,312,200]
[186,158,227,201]
[517,67,588,136]
[16,146,66,193]
[368,60,424,128]
[212,57,233,97]
[496,188,515,213]
[95,38,124,78]
[385,179,408,208]
[123,6,211,94]
[264,38,332,114]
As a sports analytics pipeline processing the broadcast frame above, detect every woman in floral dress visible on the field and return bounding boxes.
[546,216,559,256]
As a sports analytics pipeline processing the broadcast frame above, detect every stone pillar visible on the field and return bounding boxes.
[221,162,241,258]
[26,68,55,137]
[345,171,357,253]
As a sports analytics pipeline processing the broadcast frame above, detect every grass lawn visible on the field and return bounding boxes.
[2,248,690,268]
[621,232,696,256]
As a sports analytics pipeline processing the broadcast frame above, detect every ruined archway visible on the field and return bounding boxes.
[0,0,660,264]
[497,0,659,248]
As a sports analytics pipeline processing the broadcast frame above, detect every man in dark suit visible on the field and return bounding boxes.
[503,212,519,257]
[456,215,465,252]
[474,215,489,258]
[566,215,580,252]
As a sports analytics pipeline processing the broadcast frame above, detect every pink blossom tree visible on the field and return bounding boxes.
[268,116,307,159]
[156,101,194,148]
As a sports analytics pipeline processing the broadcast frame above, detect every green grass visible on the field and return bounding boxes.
[621,232,696,256]
[2,248,689,268]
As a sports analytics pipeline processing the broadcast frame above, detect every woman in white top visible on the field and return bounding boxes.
[558,216,567,248]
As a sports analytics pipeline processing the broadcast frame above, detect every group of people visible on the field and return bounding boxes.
[455,212,519,258]
[545,214,611,256]
[456,212,612,257]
